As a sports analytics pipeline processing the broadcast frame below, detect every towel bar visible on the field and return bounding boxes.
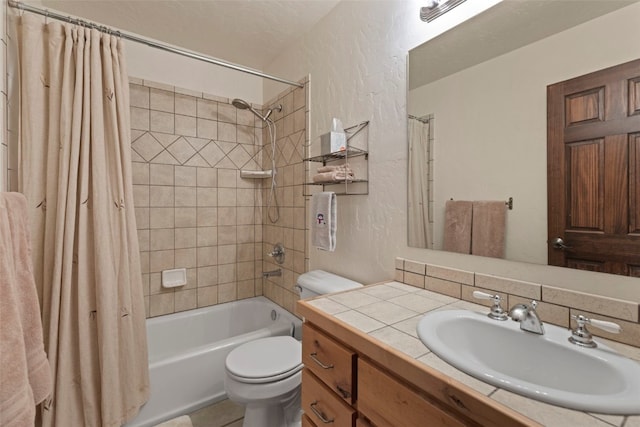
[449,197,513,210]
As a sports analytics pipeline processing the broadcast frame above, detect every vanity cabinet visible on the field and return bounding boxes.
[358,358,466,427]
[301,323,356,426]
[301,369,356,426]
[298,298,538,427]
[302,323,355,404]
[301,323,471,427]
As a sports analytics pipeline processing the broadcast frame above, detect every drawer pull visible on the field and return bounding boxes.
[310,352,334,369]
[336,385,351,399]
[310,401,335,424]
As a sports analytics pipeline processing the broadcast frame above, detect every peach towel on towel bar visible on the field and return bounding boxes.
[442,200,473,254]
[471,201,507,258]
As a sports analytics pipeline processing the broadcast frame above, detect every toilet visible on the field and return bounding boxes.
[224,270,362,427]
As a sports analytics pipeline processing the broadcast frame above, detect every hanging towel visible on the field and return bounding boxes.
[311,192,337,251]
[442,200,473,254]
[471,201,507,258]
[0,192,52,426]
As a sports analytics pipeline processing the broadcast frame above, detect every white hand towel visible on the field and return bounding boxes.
[312,192,336,251]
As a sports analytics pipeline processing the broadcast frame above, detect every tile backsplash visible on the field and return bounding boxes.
[395,257,640,348]
[130,77,309,317]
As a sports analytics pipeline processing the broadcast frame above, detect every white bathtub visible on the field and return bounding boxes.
[125,296,302,427]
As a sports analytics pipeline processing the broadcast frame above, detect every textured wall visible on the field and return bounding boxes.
[263,0,499,284]
[126,41,265,106]
[263,0,640,297]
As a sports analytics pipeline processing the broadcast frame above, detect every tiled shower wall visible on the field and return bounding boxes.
[130,78,309,317]
[260,79,310,315]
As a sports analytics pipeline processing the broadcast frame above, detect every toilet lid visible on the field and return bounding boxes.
[226,336,302,384]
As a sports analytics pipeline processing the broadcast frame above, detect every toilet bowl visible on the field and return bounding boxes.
[224,270,362,427]
[225,336,302,427]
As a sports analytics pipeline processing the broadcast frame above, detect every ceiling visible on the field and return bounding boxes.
[39,0,341,70]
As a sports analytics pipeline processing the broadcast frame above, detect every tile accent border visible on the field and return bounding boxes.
[395,257,640,348]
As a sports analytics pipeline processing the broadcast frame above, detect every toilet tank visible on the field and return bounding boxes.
[297,270,362,299]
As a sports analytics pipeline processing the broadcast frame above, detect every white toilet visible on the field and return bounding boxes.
[224,270,362,427]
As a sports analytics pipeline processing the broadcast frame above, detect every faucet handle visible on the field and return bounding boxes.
[572,314,622,334]
[569,314,621,348]
[472,290,493,300]
[589,318,622,334]
[472,291,508,321]
[267,243,285,264]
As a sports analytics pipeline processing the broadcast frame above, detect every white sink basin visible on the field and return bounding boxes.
[416,309,640,414]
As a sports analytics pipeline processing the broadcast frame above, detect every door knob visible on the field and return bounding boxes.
[551,237,573,250]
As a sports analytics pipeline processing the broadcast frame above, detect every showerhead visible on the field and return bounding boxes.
[232,98,266,121]
[232,98,252,110]
[232,98,282,122]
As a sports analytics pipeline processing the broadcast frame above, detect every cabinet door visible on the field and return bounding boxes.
[356,417,375,427]
[302,369,356,427]
[302,413,317,427]
[303,323,356,403]
[358,359,467,427]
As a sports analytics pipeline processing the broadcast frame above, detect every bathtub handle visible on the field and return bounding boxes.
[310,401,335,424]
[310,352,334,370]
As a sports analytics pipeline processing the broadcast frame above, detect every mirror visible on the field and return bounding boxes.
[407,0,640,265]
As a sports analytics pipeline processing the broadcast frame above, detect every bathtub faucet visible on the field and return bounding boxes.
[263,269,282,278]
[262,269,282,278]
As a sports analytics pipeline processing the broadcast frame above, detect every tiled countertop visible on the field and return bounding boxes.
[301,281,640,427]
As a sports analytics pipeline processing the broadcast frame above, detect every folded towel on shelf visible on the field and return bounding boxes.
[312,171,355,183]
[471,200,507,258]
[442,200,473,254]
[311,192,337,251]
[0,192,52,426]
[317,163,352,174]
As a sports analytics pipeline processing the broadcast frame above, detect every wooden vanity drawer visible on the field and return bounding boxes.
[358,358,467,427]
[302,368,356,427]
[302,322,356,404]
[302,413,316,427]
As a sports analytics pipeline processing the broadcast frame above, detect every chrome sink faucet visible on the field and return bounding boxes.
[509,300,545,335]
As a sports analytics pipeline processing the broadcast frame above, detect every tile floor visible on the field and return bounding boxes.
[188,399,244,427]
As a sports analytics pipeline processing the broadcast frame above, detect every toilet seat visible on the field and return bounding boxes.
[226,336,302,384]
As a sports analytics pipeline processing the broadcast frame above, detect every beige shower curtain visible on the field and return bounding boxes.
[408,117,432,248]
[17,15,149,426]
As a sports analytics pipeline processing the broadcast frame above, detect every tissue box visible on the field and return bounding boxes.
[320,132,347,155]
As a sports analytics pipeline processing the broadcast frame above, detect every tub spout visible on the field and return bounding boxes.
[263,269,282,278]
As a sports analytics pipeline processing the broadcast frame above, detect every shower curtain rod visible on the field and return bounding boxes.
[8,0,304,88]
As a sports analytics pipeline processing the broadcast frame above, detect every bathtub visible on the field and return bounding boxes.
[125,296,302,427]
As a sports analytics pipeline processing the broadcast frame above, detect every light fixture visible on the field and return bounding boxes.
[424,0,440,9]
[420,0,467,22]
